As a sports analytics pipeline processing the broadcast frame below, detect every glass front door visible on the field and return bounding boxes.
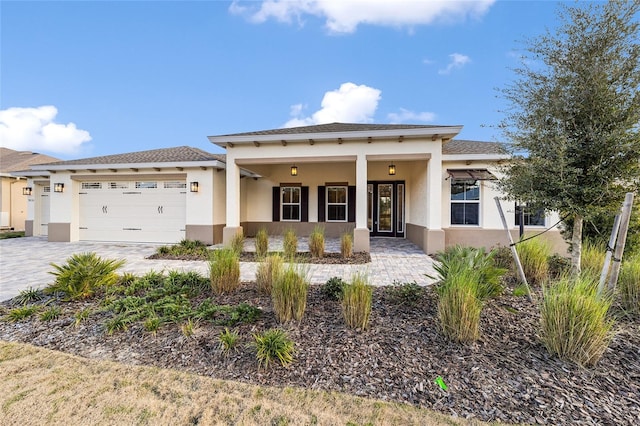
[368,181,405,237]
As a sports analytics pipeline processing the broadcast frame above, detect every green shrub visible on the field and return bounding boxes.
[283,228,298,259]
[255,228,269,258]
[40,306,62,322]
[437,269,482,343]
[271,264,308,322]
[322,276,346,301]
[218,327,241,355]
[309,226,325,258]
[342,273,373,330]
[548,254,571,279]
[210,249,240,294]
[515,237,551,285]
[618,254,640,314]
[581,240,606,279]
[46,252,125,300]
[5,305,39,322]
[229,232,245,256]
[15,287,44,305]
[340,232,353,258]
[539,275,614,367]
[386,280,424,306]
[256,254,283,295]
[154,239,209,259]
[253,328,295,368]
[491,246,514,270]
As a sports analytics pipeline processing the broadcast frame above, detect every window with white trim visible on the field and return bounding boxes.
[515,203,545,226]
[451,179,480,225]
[164,181,186,189]
[135,181,157,189]
[281,187,301,221]
[81,182,102,189]
[326,186,347,222]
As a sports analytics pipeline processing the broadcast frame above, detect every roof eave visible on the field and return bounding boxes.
[30,160,226,171]
[442,154,510,162]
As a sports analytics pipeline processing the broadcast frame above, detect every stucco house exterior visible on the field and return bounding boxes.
[0,148,59,231]
[17,123,566,254]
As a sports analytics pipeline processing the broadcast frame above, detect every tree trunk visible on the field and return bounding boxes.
[571,214,583,275]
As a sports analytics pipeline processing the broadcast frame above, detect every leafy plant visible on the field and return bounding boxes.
[40,306,62,322]
[218,327,241,355]
[437,269,482,343]
[143,316,161,334]
[386,280,424,306]
[180,318,199,338]
[271,263,308,323]
[308,226,325,258]
[322,276,346,301]
[5,305,39,322]
[283,228,298,259]
[342,273,373,330]
[15,287,44,305]
[210,248,240,294]
[46,252,125,300]
[618,254,640,314]
[255,228,269,258]
[256,254,283,295]
[73,308,92,328]
[104,316,132,335]
[512,283,530,298]
[253,328,295,368]
[153,240,210,259]
[340,232,353,258]
[515,238,551,286]
[539,275,614,367]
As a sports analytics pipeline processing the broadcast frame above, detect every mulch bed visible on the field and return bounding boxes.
[1,283,639,425]
[147,251,372,264]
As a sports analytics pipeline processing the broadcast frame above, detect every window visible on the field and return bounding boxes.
[515,204,545,226]
[81,182,102,189]
[108,182,128,189]
[135,181,157,189]
[281,187,301,221]
[451,179,480,225]
[326,186,347,222]
[164,181,186,189]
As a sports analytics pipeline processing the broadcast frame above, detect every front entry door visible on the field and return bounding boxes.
[368,181,405,237]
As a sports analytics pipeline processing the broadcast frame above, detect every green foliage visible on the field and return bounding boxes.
[539,275,615,367]
[548,254,572,279]
[342,273,373,330]
[271,264,308,323]
[0,231,25,240]
[253,328,295,368]
[437,269,482,344]
[340,232,353,258]
[256,254,283,295]
[515,238,551,286]
[46,252,125,300]
[386,280,424,307]
[322,276,346,301]
[618,254,640,314]
[581,240,606,279]
[229,232,245,257]
[5,305,39,322]
[218,327,241,355]
[255,228,269,258]
[39,306,62,322]
[143,316,161,334]
[180,318,199,338]
[283,228,298,259]
[15,287,44,305]
[209,248,240,294]
[154,239,210,259]
[512,283,530,298]
[73,308,92,328]
[308,226,325,258]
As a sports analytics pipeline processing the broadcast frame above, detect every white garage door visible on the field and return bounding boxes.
[79,180,186,243]
[40,185,50,236]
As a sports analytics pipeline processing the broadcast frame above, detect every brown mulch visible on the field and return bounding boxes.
[1,284,639,425]
[147,251,372,264]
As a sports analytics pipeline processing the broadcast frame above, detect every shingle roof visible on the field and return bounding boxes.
[0,148,61,173]
[443,140,505,155]
[215,122,451,137]
[36,146,226,167]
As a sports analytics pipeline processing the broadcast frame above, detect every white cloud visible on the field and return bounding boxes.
[388,108,436,124]
[230,0,495,33]
[0,106,91,155]
[438,53,471,75]
[284,82,381,127]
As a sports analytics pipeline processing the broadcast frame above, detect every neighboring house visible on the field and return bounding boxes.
[0,148,59,231]
[18,123,566,254]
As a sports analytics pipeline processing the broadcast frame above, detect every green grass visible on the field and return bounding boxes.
[255,228,269,259]
[581,240,606,279]
[39,306,62,322]
[618,254,640,314]
[309,226,325,258]
[271,264,308,323]
[342,273,373,330]
[229,232,245,257]
[210,248,241,294]
[283,229,298,260]
[340,232,353,258]
[253,329,295,369]
[15,287,44,305]
[436,269,482,344]
[4,305,40,322]
[219,327,241,355]
[515,237,551,286]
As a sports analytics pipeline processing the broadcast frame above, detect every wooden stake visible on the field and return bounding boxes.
[598,213,621,296]
[494,197,533,302]
[607,192,634,291]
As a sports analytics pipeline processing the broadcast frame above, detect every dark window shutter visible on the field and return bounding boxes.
[317,186,326,222]
[301,186,309,222]
[272,187,280,222]
[348,186,356,222]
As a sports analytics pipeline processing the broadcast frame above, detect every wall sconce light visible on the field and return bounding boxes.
[290,165,298,176]
[388,164,396,176]
[53,183,64,193]
[190,182,199,193]
[23,187,32,196]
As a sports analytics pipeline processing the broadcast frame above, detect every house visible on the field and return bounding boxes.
[18,123,566,254]
[0,148,60,231]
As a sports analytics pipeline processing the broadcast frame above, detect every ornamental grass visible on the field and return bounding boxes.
[256,254,283,295]
[283,228,298,260]
[340,232,353,258]
[309,225,325,258]
[618,254,640,314]
[341,273,373,330]
[516,236,551,286]
[271,263,308,323]
[255,228,269,258]
[209,248,240,294]
[436,268,482,343]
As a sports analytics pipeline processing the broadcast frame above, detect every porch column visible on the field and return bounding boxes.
[425,155,445,253]
[353,153,370,252]
[223,159,243,244]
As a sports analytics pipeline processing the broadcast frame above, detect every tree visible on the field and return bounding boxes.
[498,1,640,273]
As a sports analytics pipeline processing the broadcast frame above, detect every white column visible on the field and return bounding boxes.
[424,153,445,253]
[353,154,370,252]
[223,159,242,244]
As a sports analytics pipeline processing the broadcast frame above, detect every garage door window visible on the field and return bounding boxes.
[135,181,157,189]
[164,181,187,189]
[109,182,128,189]
[82,182,102,189]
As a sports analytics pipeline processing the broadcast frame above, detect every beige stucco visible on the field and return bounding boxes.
[0,176,28,230]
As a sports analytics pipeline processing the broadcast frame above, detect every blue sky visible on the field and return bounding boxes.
[1,0,567,160]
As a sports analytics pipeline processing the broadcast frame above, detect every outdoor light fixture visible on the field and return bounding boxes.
[190,182,199,193]
[22,187,32,196]
[290,165,298,176]
[388,164,396,176]
[53,183,64,193]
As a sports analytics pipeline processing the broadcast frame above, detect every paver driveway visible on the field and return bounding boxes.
[0,236,437,302]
